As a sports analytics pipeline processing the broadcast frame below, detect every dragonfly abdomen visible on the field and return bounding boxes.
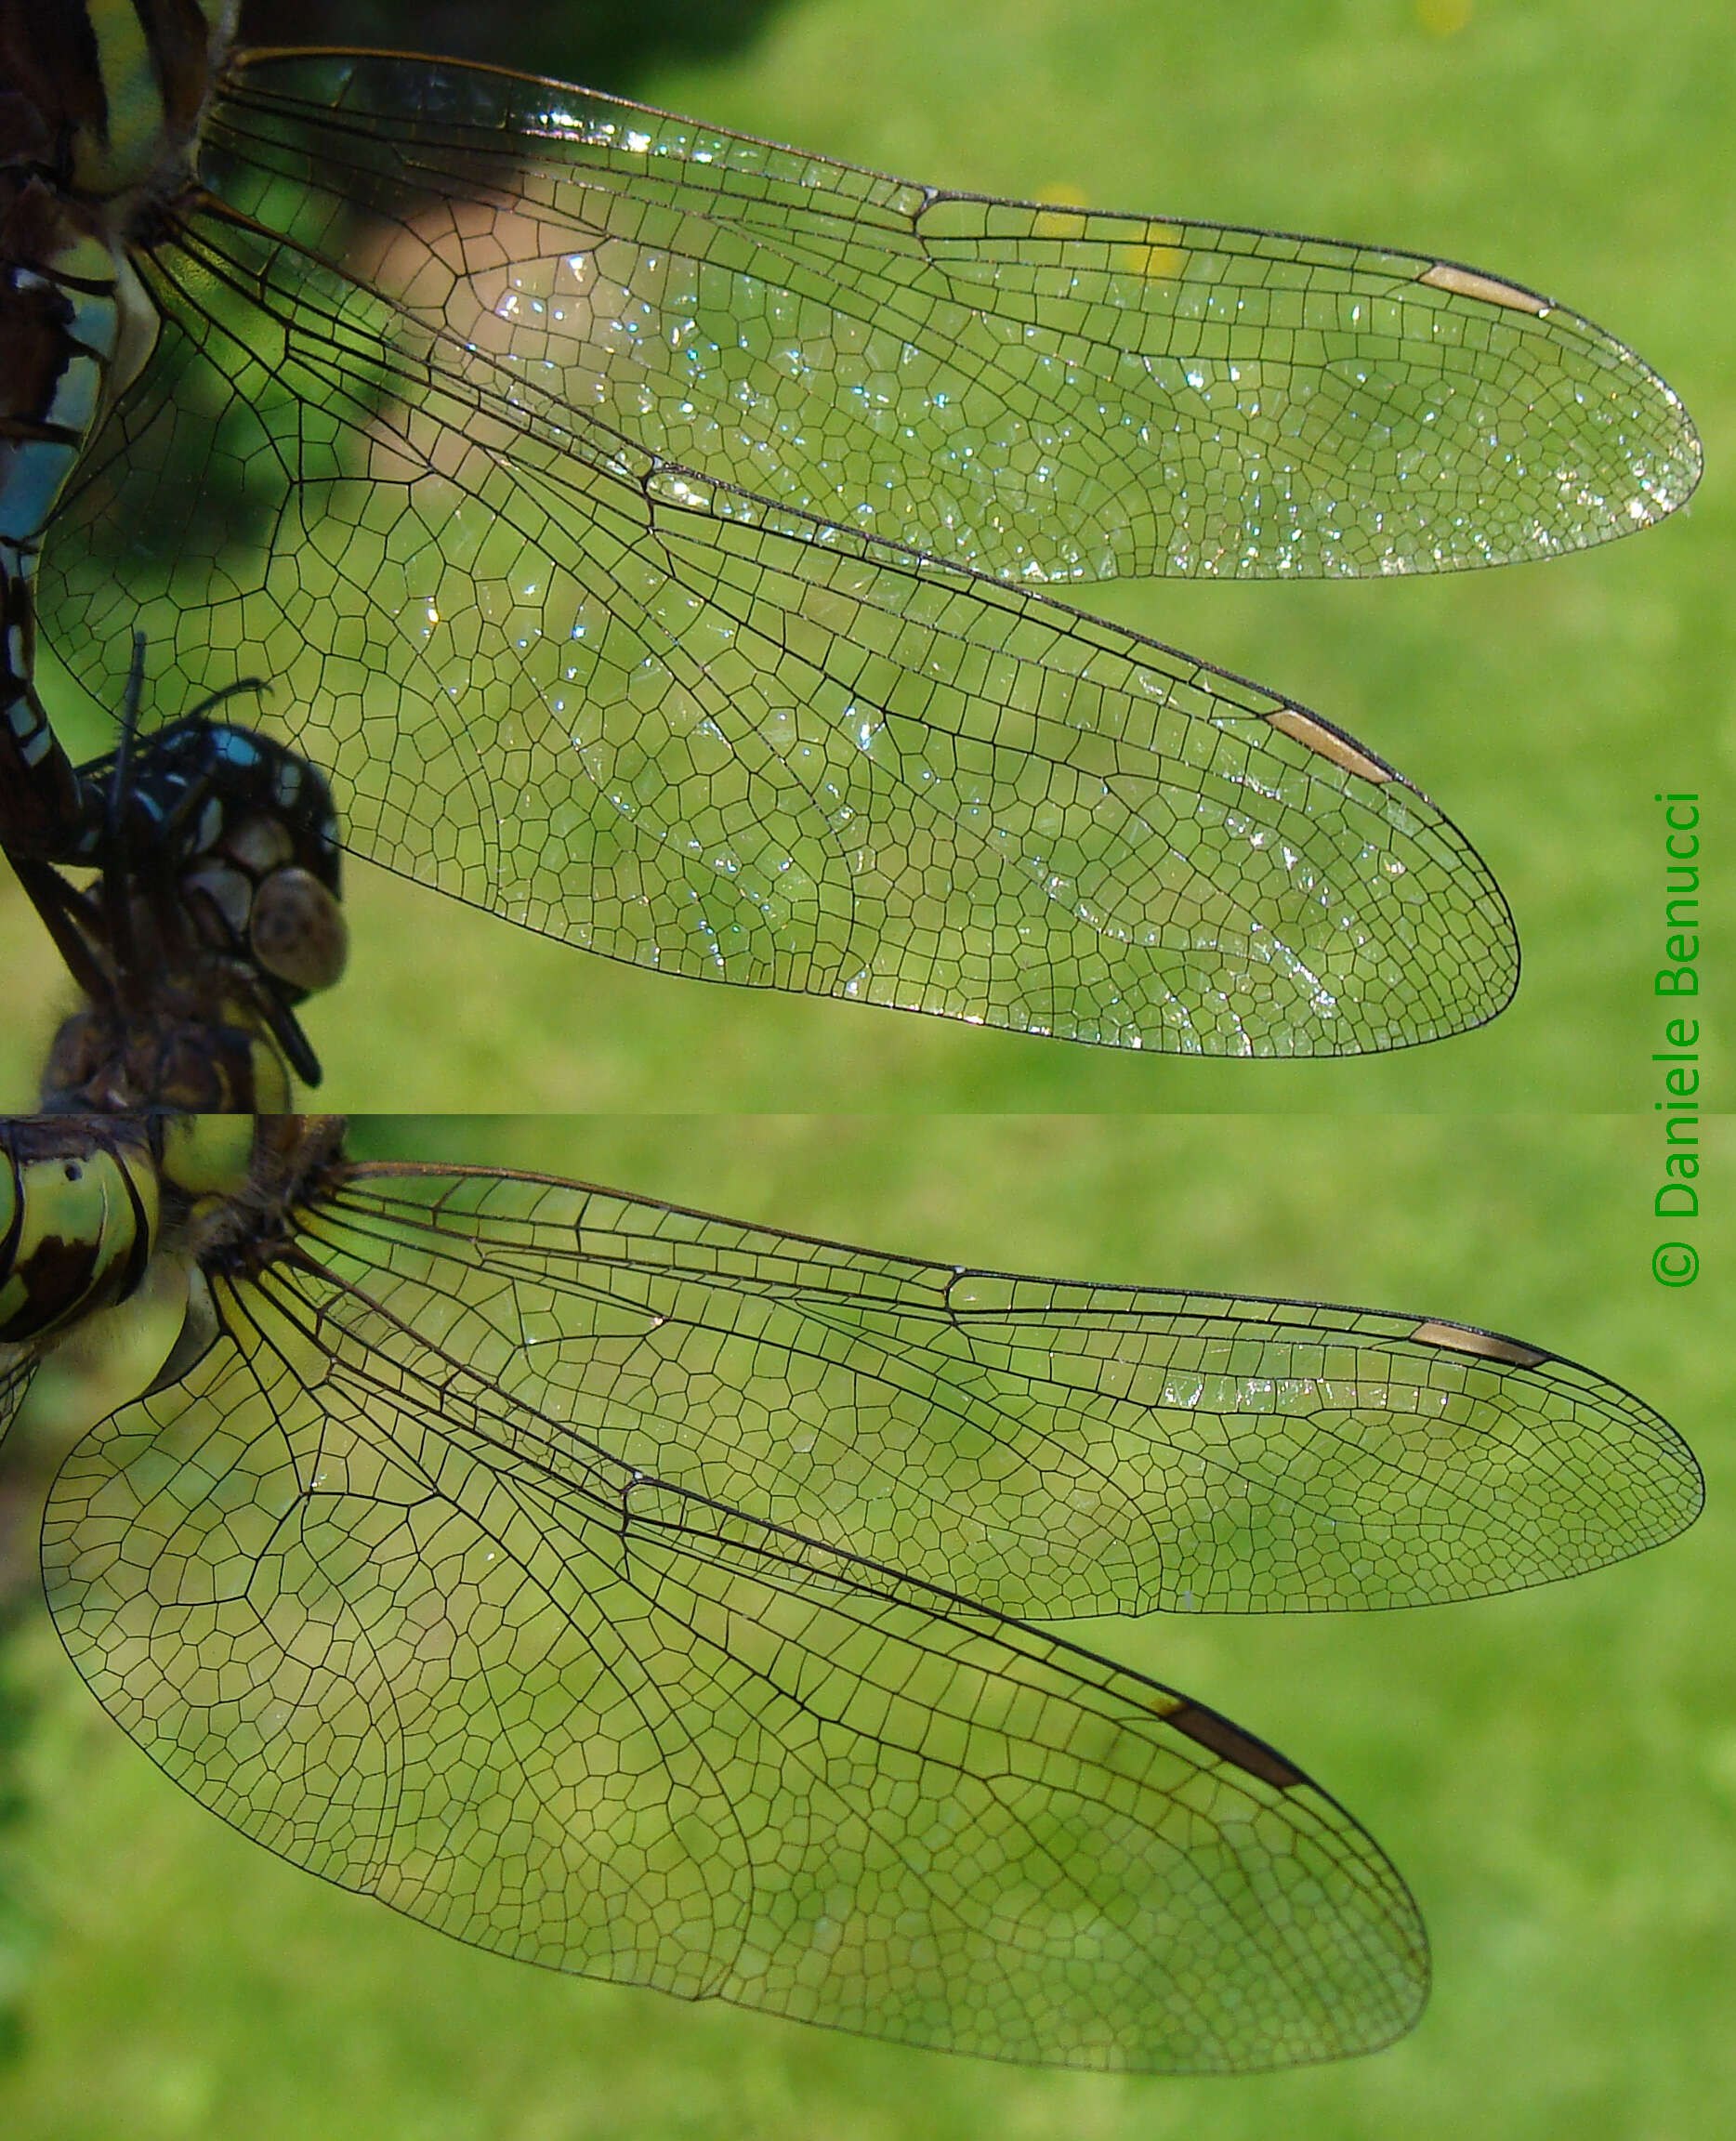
[0,235,126,846]
[0,0,230,852]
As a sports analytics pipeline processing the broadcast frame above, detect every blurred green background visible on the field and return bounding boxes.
[236,0,789,78]
[0,0,1727,1110]
[0,1110,1729,2139]
[0,0,1729,2131]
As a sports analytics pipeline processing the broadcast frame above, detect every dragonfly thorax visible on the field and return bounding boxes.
[40,968,296,1111]
[0,2,234,205]
[177,1112,344,1282]
[0,3,241,862]
[0,1117,158,1343]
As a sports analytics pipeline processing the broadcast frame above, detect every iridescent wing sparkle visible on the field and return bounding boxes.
[41,53,1705,1051]
[38,1151,1703,2069]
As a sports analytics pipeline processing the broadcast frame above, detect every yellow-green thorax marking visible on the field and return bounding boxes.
[0,1119,160,1343]
[0,1110,265,1346]
[0,1,237,845]
[0,1111,271,1456]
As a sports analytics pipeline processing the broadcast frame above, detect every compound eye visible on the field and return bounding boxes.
[250,867,349,995]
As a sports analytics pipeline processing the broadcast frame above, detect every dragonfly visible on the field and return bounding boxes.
[0,1112,1703,2070]
[0,8,1702,1062]
[11,630,346,1112]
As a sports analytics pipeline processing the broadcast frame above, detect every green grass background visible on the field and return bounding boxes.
[0,0,1730,2132]
[0,0,1729,1110]
[0,1110,1730,2139]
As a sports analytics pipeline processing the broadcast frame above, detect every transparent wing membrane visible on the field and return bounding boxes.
[45,1265,1424,2071]
[308,1166,1701,1617]
[35,46,1708,1049]
[220,56,1701,584]
[0,1353,39,1444]
[48,196,1520,1054]
[35,1150,1703,2069]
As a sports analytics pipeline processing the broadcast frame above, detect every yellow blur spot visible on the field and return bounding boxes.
[1032,187,1183,279]
[1032,184,1089,242]
[1120,238,1187,282]
[1416,0,1474,34]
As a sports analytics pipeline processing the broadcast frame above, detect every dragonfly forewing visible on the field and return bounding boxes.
[303,1161,1703,1618]
[33,39,1703,1053]
[58,211,1520,1052]
[214,52,1700,581]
